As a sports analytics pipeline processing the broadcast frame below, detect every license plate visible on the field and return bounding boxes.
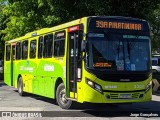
[119,94,131,98]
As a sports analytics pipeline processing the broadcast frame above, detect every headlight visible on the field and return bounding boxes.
[86,78,103,93]
[145,81,152,93]
[86,80,94,87]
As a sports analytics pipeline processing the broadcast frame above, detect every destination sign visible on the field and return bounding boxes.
[88,17,149,32]
[96,21,142,30]
[55,31,65,39]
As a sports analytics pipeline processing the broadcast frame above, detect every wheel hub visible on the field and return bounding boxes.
[18,82,22,93]
[60,89,68,104]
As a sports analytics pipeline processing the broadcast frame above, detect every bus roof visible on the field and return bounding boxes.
[5,17,88,44]
[5,16,147,44]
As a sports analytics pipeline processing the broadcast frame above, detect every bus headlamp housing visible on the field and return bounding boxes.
[86,78,103,94]
[145,81,152,93]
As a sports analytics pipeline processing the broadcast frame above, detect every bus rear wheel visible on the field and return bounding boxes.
[56,83,72,109]
[18,77,25,96]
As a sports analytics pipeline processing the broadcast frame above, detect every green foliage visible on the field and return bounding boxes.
[0,1,6,60]
[51,0,159,20]
[1,0,60,40]
[0,0,160,55]
[148,4,160,54]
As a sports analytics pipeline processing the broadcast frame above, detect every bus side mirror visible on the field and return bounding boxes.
[81,40,87,52]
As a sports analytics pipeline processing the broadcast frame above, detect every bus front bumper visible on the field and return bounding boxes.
[82,83,152,104]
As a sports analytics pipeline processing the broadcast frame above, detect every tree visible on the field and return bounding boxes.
[55,0,159,19]
[0,0,160,44]
[148,4,160,54]
[0,0,7,60]
[2,0,60,40]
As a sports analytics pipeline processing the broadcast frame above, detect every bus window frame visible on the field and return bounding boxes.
[38,36,44,59]
[43,33,53,58]
[53,30,66,58]
[22,40,29,60]
[6,44,11,61]
[30,39,37,59]
[16,42,21,60]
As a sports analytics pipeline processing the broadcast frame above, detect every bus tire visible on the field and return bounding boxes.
[56,83,72,109]
[18,77,25,96]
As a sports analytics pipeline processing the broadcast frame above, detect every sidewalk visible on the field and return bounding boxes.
[0,80,5,87]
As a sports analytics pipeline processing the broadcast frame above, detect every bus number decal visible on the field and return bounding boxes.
[44,64,54,72]
[134,84,144,89]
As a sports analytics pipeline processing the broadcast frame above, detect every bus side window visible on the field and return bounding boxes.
[16,42,21,60]
[6,45,11,61]
[30,40,37,59]
[54,31,65,57]
[38,36,43,58]
[22,40,28,60]
[43,34,53,58]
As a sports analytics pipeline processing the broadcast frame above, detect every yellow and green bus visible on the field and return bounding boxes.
[4,16,152,109]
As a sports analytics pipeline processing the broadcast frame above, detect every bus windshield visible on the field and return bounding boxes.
[86,32,150,71]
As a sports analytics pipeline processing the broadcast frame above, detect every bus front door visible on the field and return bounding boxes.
[68,31,82,99]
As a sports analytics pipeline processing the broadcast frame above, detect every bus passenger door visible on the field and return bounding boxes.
[67,26,82,99]
[11,44,16,86]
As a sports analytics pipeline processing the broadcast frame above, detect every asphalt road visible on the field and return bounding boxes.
[0,81,160,120]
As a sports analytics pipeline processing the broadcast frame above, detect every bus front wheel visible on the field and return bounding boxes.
[18,77,25,96]
[56,83,72,109]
